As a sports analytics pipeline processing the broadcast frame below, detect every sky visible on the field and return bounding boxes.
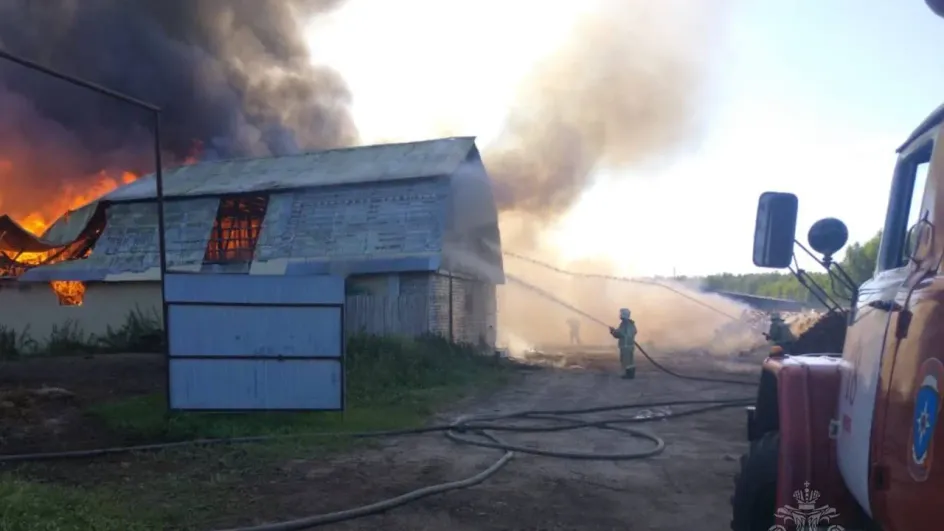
[305,0,944,277]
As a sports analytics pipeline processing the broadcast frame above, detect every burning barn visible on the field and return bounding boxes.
[0,137,504,348]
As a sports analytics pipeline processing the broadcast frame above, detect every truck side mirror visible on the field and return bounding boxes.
[906,213,935,265]
[753,192,798,269]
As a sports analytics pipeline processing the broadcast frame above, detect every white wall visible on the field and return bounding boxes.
[0,281,162,345]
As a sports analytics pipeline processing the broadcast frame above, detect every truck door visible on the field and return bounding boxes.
[875,128,941,530]
[836,133,935,519]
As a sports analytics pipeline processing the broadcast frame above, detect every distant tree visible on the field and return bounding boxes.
[839,231,881,286]
[700,231,883,306]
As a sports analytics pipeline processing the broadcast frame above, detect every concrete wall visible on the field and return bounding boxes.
[0,280,162,345]
[428,272,496,346]
[0,271,499,348]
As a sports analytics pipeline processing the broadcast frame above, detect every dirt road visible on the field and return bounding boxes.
[244,353,755,531]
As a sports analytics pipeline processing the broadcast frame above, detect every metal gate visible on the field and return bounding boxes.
[163,273,345,412]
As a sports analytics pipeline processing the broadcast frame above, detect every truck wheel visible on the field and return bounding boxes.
[730,431,779,531]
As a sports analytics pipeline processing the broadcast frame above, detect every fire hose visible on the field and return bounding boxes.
[0,271,760,530]
[0,397,754,531]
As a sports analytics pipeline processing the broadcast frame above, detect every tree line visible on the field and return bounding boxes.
[695,231,882,306]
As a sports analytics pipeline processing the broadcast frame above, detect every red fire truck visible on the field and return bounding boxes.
[730,3,944,529]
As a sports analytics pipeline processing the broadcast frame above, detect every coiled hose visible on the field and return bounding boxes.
[226,398,754,531]
[1,398,757,530]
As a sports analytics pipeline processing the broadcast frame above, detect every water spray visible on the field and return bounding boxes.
[503,251,742,320]
[505,274,755,387]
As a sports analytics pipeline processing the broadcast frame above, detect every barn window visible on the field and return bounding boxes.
[203,195,269,264]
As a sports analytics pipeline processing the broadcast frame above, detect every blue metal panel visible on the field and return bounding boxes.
[164,273,345,412]
[283,255,441,276]
[168,358,342,410]
[164,273,345,304]
[168,305,342,358]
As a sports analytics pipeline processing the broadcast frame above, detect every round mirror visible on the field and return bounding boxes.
[928,0,944,18]
[808,218,849,258]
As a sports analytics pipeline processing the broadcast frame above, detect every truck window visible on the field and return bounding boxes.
[878,141,933,271]
[903,161,931,264]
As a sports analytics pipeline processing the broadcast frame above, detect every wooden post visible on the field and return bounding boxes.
[448,273,454,342]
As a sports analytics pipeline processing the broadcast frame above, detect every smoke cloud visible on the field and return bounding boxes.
[0,0,356,225]
[0,0,756,360]
[483,0,728,245]
[449,0,747,362]
[497,249,768,366]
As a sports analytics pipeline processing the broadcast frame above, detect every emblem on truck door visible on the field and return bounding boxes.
[909,358,944,481]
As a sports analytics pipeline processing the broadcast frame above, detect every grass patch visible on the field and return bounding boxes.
[0,307,164,359]
[0,325,38,361]
[0,475,158,531]
[90,333,513,441]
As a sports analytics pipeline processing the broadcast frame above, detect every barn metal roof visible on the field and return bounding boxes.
[0,202,104,253]
[14,136,505,284]
[103,136,478,202]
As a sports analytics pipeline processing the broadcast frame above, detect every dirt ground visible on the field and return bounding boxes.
[0,353,164,453]
[299,355,756,531]
[1,350,760,530]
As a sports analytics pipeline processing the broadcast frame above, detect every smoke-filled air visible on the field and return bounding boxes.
[0,0,356,234]
[0,0,773,358]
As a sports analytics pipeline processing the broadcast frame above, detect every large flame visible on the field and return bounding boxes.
[0,167,139,304]
[0,140,202,304]
[2,140,203,239]
[17,170,138,237]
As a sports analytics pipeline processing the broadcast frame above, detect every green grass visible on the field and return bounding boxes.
[5,333,515,530]
[0,476,158,530]
[0,307,164,360]
[90,333,512,441]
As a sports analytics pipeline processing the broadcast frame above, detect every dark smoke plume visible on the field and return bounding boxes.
[0,0,356,220]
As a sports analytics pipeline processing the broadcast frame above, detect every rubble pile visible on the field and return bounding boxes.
[790,311,848,354]
[0,386,75,420]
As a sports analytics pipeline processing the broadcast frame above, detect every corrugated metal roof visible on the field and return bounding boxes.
[19,179,450,281]
[0,202,102,253]
[103,136,477,202]
[255,178,447,261]
[18,199,218,281]
[17,137,505,284]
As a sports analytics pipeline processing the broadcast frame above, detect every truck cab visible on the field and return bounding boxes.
[732,103,944,531]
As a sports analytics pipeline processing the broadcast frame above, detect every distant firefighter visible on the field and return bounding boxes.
[567,317,581,345]
[765,312,796,351]
[609,308,638,379]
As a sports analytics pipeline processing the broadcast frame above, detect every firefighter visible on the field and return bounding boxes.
[609,308,638,379]
[765,312,796,351]
[567,317,581,345]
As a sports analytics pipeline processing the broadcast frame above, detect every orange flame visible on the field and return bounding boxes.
[50,280,86,306]
[17,170,140,237]
[2,139,203,239]
[1,139,203,283]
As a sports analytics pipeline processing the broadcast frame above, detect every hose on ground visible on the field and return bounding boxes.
[0,398,751,464]
[211,397,753,531]
[0,397,755,530]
